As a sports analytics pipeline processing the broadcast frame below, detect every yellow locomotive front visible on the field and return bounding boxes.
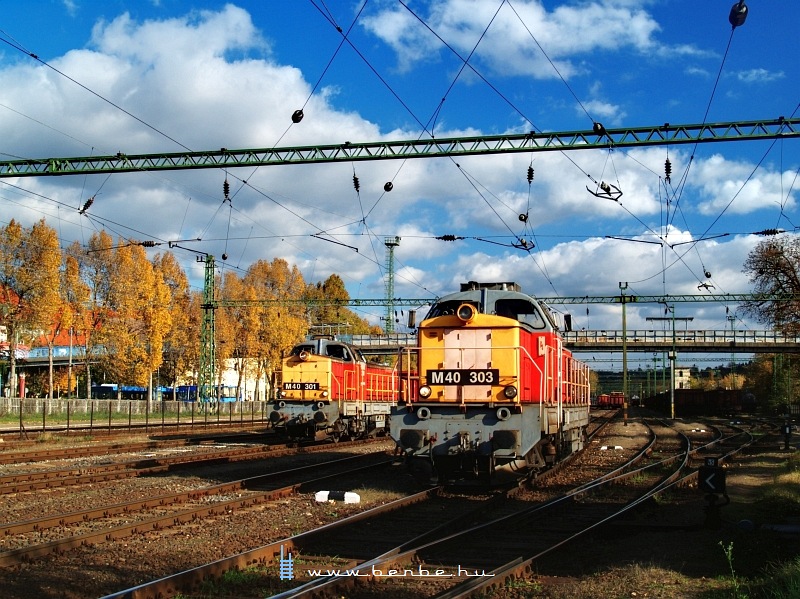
[392,282,590,485]
[274,336,396,441]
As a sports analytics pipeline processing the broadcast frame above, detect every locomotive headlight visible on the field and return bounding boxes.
[456,303,477,323]
[299,350,310,361]
[503,385,518,399]
[321,390,329,398]
[278,390,286,399]
[418,385,432,399]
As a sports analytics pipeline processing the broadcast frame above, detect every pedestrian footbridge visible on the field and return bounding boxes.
[562,330,800,353]
[350,330,800,354]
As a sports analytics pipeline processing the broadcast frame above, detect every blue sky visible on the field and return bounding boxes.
[0,1,798,355]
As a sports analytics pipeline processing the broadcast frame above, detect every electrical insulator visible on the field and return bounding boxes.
[291,109,304,123]
[352,174,360,193]
[436,235,460,241]
[384,182,393,192]
[223,179,230,198]
[728,1,748,28]
[664,159,672,183]
[79,197,94,214]
[754,228,783,236]
[527,166,534,184]
[140,241,156,247]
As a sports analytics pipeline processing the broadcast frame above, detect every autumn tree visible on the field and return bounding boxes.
[56,252,90,397]
[244,258,307,400]
[214,270,261,400]
[97,242,171,395]
[304,274,377,335]
[742,235,800,333]
[742,235,800,413]
[69,232,116,397]
[0,219,61,397]
[153,252,193,396]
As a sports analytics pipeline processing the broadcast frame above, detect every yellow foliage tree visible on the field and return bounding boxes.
[153,252,192,396]
[0,219,61,397]
[96,241,172,395]
[244,258,308,400]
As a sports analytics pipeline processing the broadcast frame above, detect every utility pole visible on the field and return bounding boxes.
[618,282,632,426]
[647,308,693,419]
[199,254,216,402]
[384,236,401,333]
[728,313,736,390]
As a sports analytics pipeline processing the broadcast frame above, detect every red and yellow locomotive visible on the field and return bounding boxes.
[392,281,591,484]
[274,335,400,441]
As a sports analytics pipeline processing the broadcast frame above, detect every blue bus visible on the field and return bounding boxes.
[91,384,173,400]
[91,384,148,400]
[175,384,242,402]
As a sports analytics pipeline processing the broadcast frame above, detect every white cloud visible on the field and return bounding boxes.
[0,2,794,337]
[693,154,795,216]
[361,0,664,79]
[736,68,785,84]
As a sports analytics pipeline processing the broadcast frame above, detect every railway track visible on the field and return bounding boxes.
[0,437,379,493]
[0,449,392,568]
[0,416,271,443]
[94,418,657,598]
[0,429,271,465]
[2,415,764,598]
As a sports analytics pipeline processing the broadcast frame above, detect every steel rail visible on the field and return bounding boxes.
[266,421,662,599]
[0,452,391,568]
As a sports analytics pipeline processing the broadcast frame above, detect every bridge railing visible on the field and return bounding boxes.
[562,329,800,344]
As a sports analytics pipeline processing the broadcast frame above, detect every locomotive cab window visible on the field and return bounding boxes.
[325,344,352,361]
[494,299,546,329]
[290,344,316,356]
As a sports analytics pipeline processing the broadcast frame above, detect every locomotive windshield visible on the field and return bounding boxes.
[324,343,354,361]
[425,297,547,329]
[494,298,547,329]
[288,340,361,362]
[290,344,316,356]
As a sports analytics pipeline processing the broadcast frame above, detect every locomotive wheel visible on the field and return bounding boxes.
[330,421,346,443]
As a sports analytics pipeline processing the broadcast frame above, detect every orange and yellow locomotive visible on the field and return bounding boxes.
[392,281,591,484]
[274,335,400,441]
